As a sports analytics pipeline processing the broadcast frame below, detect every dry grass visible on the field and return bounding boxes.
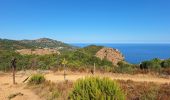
[118,80,170,100]
[27,80,73,100]
[1,70,170,100]
[27,78,170,100]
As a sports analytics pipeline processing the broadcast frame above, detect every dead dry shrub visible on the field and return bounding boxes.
[119,80,170,100]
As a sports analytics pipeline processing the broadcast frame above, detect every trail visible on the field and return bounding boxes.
[0,72,41,100]
[45,71,170,84]
[0,71,170,100]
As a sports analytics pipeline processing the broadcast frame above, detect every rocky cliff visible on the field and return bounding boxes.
[95,48,124,65]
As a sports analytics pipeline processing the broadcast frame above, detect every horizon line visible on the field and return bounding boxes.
[67,42,170,44]
[1,38,170,44]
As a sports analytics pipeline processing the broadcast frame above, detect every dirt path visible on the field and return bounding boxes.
[0,72,41,100]
[0,71,170,100]
[45,72,170,84]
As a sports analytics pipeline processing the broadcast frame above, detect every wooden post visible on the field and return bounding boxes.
[93,63,95,75]
[64,63,66,81]
[11,58,17,84]
[12,67,15,84]
[62,58,67,81]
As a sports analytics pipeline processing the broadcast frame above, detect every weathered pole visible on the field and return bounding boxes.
[64,63,66,81]
[93,63,95,75]
[11,58,17,84]
[62,58,67,81]
[13,67,15,84]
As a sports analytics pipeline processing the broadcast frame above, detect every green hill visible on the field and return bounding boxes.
[78,45,104,55]
[0,38,77,51]
[0,39,34,50]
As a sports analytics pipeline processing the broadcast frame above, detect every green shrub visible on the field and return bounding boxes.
[28,74,45,85]
[69,77,125,100]
[115,61,136,74]
[140,58,162,72]
[161,59,170,68]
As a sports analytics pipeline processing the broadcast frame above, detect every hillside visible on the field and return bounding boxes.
[20,38,76,50]
[0,39,34,50]
[0,38,76,51]
[78,45,124,65]
[78,45,104,55]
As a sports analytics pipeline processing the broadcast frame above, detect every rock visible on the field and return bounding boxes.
[95,48,124,65]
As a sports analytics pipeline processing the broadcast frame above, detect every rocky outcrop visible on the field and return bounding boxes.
[95,48,124,65]
[16,48,60,55]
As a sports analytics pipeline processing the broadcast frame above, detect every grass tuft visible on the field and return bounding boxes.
[28,74,45,85]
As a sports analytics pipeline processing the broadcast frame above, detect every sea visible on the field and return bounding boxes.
[70,43,170,64]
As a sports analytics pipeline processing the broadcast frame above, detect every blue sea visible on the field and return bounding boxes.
[70,43,170,64]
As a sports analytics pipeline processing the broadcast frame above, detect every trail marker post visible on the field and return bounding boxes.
[62,58,67,81]
[91,63,96,75]
[93,63,95,75]
[11,58,17,84]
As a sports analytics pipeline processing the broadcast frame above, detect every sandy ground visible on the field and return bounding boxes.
[45,72,170,84]
[0,72,41,100]
[0,70,170,100]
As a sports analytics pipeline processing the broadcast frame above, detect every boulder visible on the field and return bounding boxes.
[95,48,124,65]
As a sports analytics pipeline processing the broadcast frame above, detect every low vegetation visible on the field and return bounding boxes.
[119,80,170,100]
[27,77,73,100]
[28,74,45,85]
[0,45,113,71]
[27,76,170,100]
[69,77,125,100]
[140,58,162,72]
[140,58,170,74]
[114,61,137,74]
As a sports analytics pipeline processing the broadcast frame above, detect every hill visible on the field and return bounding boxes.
[0,39,34,50]
[20,38,76,50]
[78,45,104,55]
[0,38,77,51]
[78,45,124,65]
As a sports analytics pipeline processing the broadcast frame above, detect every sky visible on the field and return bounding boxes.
[0,0,170,43]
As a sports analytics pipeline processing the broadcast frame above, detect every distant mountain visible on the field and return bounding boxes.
[20,38,77,50]
[0,39,34,50]
[0,38,77,51]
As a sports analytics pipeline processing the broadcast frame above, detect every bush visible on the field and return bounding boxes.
[161,59,170,68]
[69,77,125,100]
[140,58,162,72]
[115,61,136,74]
[28,74,45,85]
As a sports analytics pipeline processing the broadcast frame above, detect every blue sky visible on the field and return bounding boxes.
[0,0,170,43]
